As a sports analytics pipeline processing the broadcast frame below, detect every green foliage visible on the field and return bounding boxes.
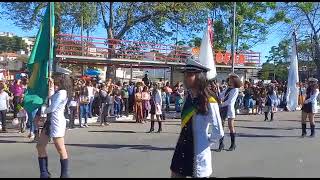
[211,2,288,51]
[270,2,320,77]
[0,1,294,60]
[265,39,290,63]
[0,36,27,53]
[187,37,202,48]
[0,2,98,35]
[260,61,289,81]
[1,2,287,48]
[62,2,99,34]
[297,2,314,13]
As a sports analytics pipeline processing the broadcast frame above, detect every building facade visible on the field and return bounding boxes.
[0,32,15,37]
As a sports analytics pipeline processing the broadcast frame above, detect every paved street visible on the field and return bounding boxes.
[0,111,320,178]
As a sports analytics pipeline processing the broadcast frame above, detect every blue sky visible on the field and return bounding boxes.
[0,13,284,63]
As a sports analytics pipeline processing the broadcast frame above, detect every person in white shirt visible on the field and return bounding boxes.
[216,73,241,152]
[170,59,224,178]
[0,82,9,133]
[301,78,319,137]
[147,83,163,133]
[35,73,72,178]
[86,81,95,118]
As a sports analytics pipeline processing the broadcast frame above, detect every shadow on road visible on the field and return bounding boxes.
[237,133,300,138]
[235,119,264,122]
[236,125,320,131]
[225,177,270,178]
[66,143,175,151]
[236,126,294,131]
[163,123,180,126]
[0,135,29,138]
[0,139,32,144]
[88,130,137,133]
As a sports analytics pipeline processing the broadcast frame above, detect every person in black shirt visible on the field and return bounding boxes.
[142,74,150,87]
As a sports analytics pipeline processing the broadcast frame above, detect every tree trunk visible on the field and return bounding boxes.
[106,2,116,82]
[314,36,320,79]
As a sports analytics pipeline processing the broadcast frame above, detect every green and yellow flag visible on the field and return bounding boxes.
[24,3,55,112]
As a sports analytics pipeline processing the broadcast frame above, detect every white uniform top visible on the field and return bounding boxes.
[0,91,9,111]
[87,86,94,99]
[192,102,224,177]
[153,89,162,115]
[304,89,319,113]
[44,90,68,138]
[219,88,239,119]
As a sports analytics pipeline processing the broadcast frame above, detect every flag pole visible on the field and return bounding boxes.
[231,2,236,73]
[293,29,298,62]
[45,2,54,130]
[49,2,54,78]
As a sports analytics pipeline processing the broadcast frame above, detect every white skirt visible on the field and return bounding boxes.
[155,104,162,115]
[50,118,67,138]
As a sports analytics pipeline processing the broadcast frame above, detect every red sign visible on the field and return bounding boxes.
[192,48,248,65]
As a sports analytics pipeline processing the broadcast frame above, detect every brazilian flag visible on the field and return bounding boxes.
[24,3,55,112]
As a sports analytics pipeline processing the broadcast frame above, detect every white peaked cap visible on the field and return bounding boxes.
[199,25,217,80]
[55,66,72,75]
[183,57,210,72]
[228,72,239,78]
[308,77,318,82]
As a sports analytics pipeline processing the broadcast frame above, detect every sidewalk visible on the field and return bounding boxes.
[70,115,135,125]
[70,111,181,125]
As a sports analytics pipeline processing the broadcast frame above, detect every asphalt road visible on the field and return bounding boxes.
[0,111,319,178]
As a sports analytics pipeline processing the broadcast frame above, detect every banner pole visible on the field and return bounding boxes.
[49,2,54,78]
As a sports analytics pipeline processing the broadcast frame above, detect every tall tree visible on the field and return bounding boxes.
[0,36,27,53]
[210,2,289,51]
[272,2,320,78]
[265,39,290,64]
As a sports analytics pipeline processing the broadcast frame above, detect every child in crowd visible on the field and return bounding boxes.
[68,92,78,129]
[17,103,28,133]
[258,89,266,115]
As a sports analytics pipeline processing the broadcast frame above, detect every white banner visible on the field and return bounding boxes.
[286,33,299,111]
[199,24,217,80]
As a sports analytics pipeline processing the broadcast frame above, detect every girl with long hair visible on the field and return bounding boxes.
[264,85,278,121]
[147,83,163,133]
[216,73,241,152]
[79,87,90,128]
[170,60,224,178]
[301,78,319,137]
[35,73,73,178]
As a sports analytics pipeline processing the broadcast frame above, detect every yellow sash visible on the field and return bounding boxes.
[181,97,217,128]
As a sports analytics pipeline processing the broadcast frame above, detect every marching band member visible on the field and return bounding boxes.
[301,78,319,137]
[147,83,163,133]
[216,73,241,152]
[36,68,72,178]
[170,59,224,178]
[264,84,278,121]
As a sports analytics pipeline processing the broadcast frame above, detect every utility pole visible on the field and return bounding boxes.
[80,3,84,75]
[231,2,236,73]
[49,2,54,76]
[273,60,276,80]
